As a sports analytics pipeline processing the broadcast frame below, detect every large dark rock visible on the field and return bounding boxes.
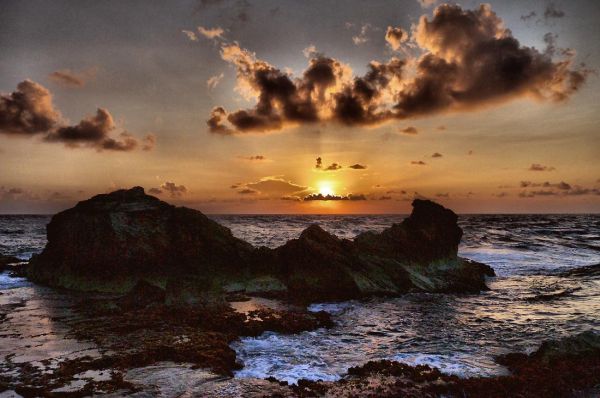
[28,187,254,291]
[28,188,494,300]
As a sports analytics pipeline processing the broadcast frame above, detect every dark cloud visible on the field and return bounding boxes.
[411,160,426,165]
[494,192,509,198]
[544,3,565,20]
[520,181,571,190]
[378,195,392,200]
[0,80,60,135]
[161,182,187,197]
[520,11,536,22]
[324,163,342,171]
[209,43,404,133]
[529,163,555,171]
[238,188,258,195]
[348,163,367,169]
[386,190,407,195]
[431,152,443,158]
[303,193,367,201]
[239,155,266,161]
[208,4,588,134]
[400,126,418,135]
[148,188,162,195]
[48,68,96,88]
[46,108,141,151]
[315,157,323,169]
[1,80,152,152]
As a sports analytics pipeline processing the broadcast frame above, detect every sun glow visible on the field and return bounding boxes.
[318,181,335,196]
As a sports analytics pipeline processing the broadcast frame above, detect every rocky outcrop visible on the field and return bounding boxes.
[28,187,254,292]
[28,187,494,300]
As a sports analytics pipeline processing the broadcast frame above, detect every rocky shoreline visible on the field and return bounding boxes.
[27,187,494,301]
[1,188,598,396]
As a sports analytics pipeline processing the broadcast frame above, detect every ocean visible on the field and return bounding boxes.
[1,214,599,386]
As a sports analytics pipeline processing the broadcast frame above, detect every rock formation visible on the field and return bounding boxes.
[28,187,494,300]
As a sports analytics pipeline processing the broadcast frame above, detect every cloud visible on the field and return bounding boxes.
[437,125,446,131]
[303,193,367,201]
[303,45,319,58]
[207,73,225,90]
[352,23,373,45]
[400,126,418,135]
[520,181,571,190]
[411,160,426,165]
[245,176,308,195]
[45,108,140,151]
[378,195,392,200]
[529,163,555,171]
[315,157,343,171]
[544,3,565,20]
[431,152,443,158]
[208,42,403,133]
[48,68,97,88]
[238,155,266,161]
[494,192,509,198]
[0,80,61,135]
[238,188,258,195]
[348,163,367,169]
[0,80,151,152]
[206,5,589,135]
[197,26,225,40]
[436,192,449,198]
[324,163,342,171]
[142,134,156,151]
[182,30,198,41]
[161,182,187,197]
[281,195,302,201]
[148,188,162,195]
[520,11,536,22]
[385,26,408,51]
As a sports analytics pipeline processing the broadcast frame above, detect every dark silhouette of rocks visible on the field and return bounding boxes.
[0,254,21,272]
[28,187,254,291]
[28,187,494,301]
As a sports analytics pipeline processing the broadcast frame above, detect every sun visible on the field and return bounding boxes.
[318,181,335,196]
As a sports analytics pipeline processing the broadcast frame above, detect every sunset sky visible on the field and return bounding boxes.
[1,0,599,214]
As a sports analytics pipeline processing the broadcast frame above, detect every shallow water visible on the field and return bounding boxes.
[0,214,599,389]
[215,214,600,383]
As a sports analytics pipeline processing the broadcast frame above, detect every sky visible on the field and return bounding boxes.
[1,0,599,214]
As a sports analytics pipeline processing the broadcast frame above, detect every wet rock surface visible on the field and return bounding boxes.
[28,188,495,301]
[0,286,332,397]
[260,331,600,397]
